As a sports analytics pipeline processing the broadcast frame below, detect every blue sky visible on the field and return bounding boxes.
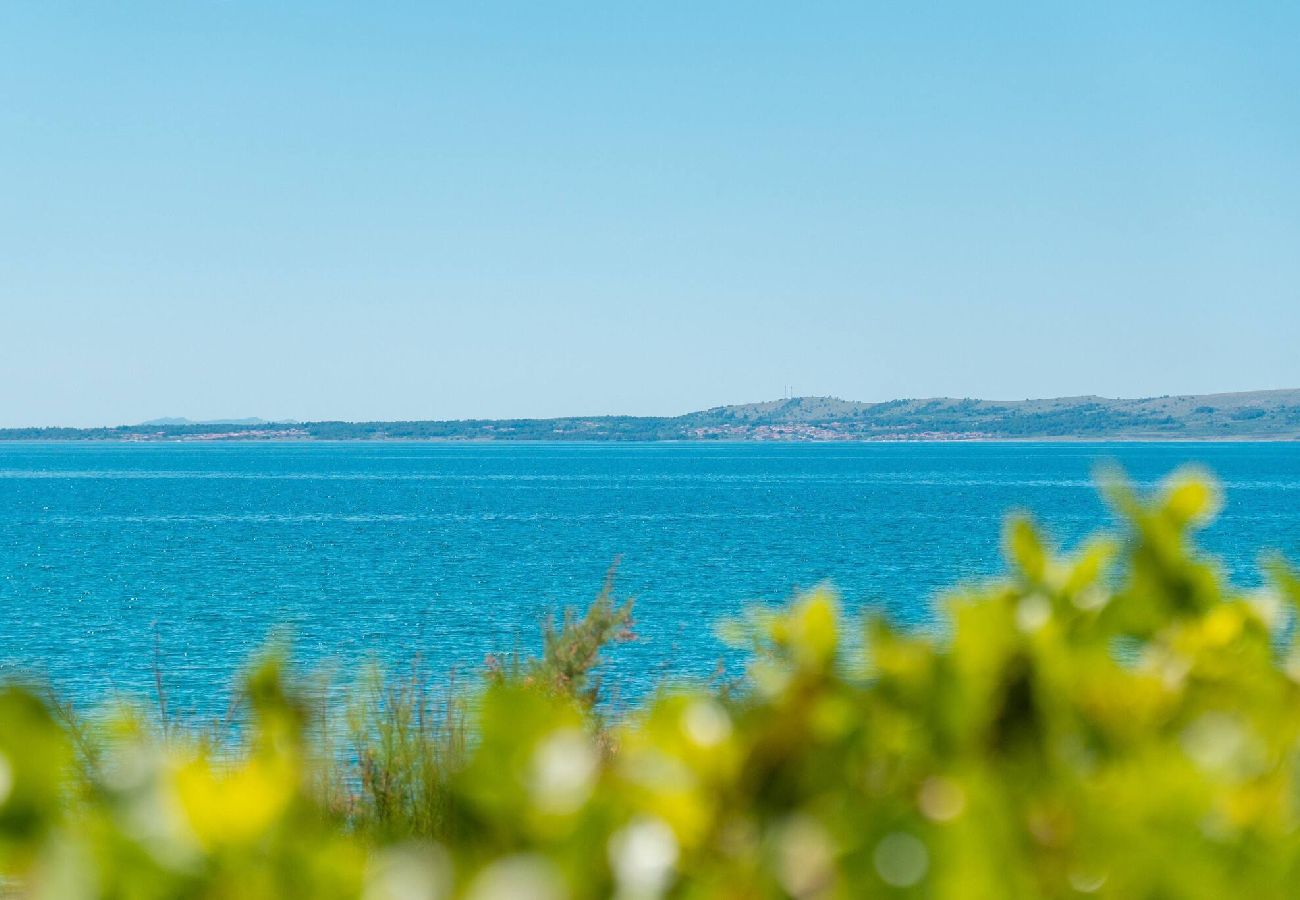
[2,2,1297,426]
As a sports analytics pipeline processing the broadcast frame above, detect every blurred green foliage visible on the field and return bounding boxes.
[4,468,1300,898]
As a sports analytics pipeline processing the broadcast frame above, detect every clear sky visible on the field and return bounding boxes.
[3,2,1297,426]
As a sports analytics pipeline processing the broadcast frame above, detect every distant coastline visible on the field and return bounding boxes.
[4,389,1299,443]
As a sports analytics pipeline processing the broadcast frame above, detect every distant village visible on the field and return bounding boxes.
[120,428,310,442]
[112,424,992,442]
[689,423,991,441]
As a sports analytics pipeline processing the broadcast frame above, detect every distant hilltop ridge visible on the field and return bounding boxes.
[4,389,1300,441]
[139,417,278,427]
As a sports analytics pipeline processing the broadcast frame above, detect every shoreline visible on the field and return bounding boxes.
[0,435,1296,445]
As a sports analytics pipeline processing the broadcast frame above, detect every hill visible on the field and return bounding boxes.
[139,417,273,426]
[681,389,1300,440]
[3,389,1299,441]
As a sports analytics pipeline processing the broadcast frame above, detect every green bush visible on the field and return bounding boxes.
[3,467,1300,898]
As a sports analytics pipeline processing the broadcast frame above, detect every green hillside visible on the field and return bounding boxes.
[684,389,1300,439]
[3,389,1299,441]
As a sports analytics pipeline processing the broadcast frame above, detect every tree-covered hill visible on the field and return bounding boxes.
[3,389,1299,441]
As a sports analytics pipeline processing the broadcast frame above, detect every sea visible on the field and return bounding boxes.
[2,441,1298,716]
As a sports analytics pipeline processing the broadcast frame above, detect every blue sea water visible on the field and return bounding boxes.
[1,441,1298,715]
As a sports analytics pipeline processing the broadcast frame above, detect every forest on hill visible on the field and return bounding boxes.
[3,390,1299,442]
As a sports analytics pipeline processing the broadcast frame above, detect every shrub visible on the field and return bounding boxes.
[2,468,1300,898]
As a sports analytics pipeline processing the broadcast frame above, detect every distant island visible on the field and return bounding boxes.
[4,390,1299,442]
